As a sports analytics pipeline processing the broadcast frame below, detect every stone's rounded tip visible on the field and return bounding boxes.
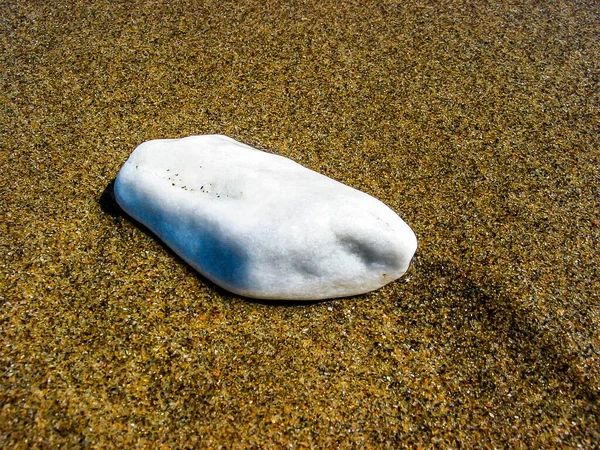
[397,226,418,274]
[115,135,417,300]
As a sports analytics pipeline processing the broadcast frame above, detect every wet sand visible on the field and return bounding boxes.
[1,0,598,447]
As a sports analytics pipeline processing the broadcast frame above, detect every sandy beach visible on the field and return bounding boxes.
[1,0,598,447]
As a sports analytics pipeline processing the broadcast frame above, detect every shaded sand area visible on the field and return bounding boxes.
[1,0,598,447]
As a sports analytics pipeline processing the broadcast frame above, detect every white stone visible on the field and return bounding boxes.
[114,135,417,300]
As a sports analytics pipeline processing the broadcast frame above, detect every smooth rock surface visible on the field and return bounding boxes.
[114,135,417,300]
